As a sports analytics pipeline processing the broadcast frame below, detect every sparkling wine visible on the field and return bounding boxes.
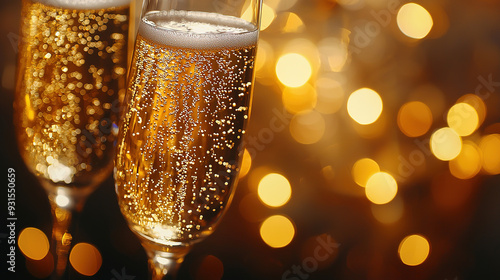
[14,0,129,189]
[114,11,257,244]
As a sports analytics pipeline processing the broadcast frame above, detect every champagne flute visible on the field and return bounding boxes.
[14,0,130,277]
[114,0,262,278]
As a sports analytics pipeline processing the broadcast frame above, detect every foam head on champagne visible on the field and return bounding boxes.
[140,11,259,49]
[37,0,130,9]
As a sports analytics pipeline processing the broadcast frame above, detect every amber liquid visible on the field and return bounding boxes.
[14,0,129,190]
[115,11,257,244]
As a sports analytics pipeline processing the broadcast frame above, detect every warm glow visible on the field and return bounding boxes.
[266,0,299,12]
[365,172,398,205]
[449,141,481,179]
[239,149,252,178]
[289,110,325,145]
[282,83,317,113]
[281,12,305,33]
[260,215,295,248]
[397,3,433,39]
[480,134,500,175]
[18,227,50,260]
[255,39,272,74]
[457,94,486,127]
[242,3,275,31]
[318,37,349,72]
[430,127,462,161]
[352,158,380,187]
[447,103,479,136]
[195,255,224,280]
[55,194,70,207]
[258,173,292,207]
[399,234,430,266]
[347,88,383,125]
[371,197,404,224]
[397,101,433,137]
[260,3,276,31]
[315,76,344,114]
[69,243,102,276]
[276,53,312,88]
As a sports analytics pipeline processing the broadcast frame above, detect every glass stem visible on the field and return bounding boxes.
[144,244,190,280]
[47,188,85,279]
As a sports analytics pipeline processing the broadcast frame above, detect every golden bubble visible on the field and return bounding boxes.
[480,134,500,175]
[397,3,433,39]
[289,110,325,145]
[257,173,292,207]
[397,101,433,137]
[260,215,295,248]
[276,53,312,88]
[282,83,317,114]
[347,88,383,125]
[398,234,430,266]
[18,227,50,260]
[449,141,481,179]
[352,158,380,187]
[430,127,462,161]
[447,103,479,136]
[69,243,102,276]
[365,172,398,205]
[314,76,344,114]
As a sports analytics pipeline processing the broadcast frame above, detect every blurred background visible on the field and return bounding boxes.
[2,0,500,279]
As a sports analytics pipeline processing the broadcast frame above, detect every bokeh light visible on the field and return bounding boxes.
[457,94,486,127]
[279,12,305,33]
[315,76,344,114]
[260,3,276,31]
[347,88,383,125]
[69,243,102,276]
[255,39,273,74]
[260,215,295,248]
[55,194,70,208]
[480,134,500,175]
[398,234,430,266]
[397,3,433,39]
[282,83,317,114]
[352,158,380,187]
[239,149,252,178]
[242,3,275,31]
[318,37,349,72]
[18,227,50,260]
[257,173,292,207]
[365,172,398,205]
[397,101,433,137]
[447,103,479,136]
[276,53,312,88]
[430,127,462,161]
[266,0,299,12]
[289,110,325,144]
[371,196,404,224]
[195,255,224,280]
[25,251,54,278]
[449,141,481,179]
